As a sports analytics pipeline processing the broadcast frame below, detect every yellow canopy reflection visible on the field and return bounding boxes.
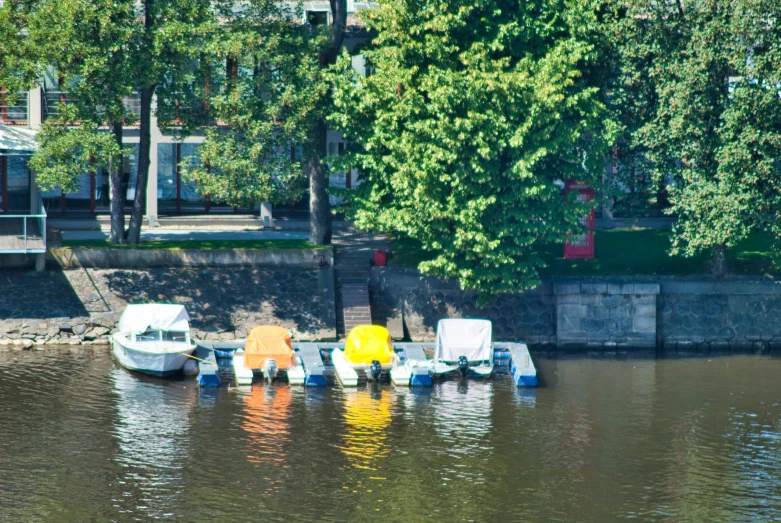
[339,391,393,471]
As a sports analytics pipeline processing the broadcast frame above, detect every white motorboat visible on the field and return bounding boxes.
[112,304,196,377]
[428,319,494,379]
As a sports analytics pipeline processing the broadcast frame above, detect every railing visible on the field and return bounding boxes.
[42,90,78,121]
[42,89,141,122]
[0,196,47,253]
[123,92,141,120]
[0,91,29,125]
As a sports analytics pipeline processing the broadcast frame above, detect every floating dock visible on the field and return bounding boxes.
[193,340,538,388]
[495,342,539,387]
[194,345,220,387]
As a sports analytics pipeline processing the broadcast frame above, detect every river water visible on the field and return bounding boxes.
[1,349,781,522]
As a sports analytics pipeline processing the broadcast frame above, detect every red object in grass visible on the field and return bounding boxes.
[563,180,596,260]
[374,249,388,267]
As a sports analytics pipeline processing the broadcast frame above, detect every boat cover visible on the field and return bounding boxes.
[118,304,190,334]
[344,325,395,365]
[434,319,492,362]
[244,326,295,370]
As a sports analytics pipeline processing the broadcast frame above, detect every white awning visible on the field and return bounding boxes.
[0,124,37,152]
[434,319,493,362]
[118,304,191,334]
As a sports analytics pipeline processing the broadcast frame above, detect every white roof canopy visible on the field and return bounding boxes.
[0,124,37,152]
[118,304,191,334]
[434,319,493,362]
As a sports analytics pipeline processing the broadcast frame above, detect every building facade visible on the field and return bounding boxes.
[0,2,375,224]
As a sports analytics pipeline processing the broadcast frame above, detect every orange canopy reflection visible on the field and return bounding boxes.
[242,386,292,466]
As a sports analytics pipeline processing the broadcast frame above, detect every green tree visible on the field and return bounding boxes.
[178,0,323,210]
[29,0,136,242]
[611,0,781,275]
[29,106,125,200]
[26,0,209,243]
[180,0,346,245]
[0,1,39,96]
[330,0,613,296]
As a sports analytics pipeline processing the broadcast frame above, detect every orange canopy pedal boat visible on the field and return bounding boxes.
[232,326,305,385]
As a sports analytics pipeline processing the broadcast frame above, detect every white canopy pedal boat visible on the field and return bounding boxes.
[112,304,196,377]
[429,319,494,379]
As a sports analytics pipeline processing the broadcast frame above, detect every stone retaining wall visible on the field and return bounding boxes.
[554,282,659,350]
[659,280,781,352]
[370,268,556,347]
[0,267,336,348]
[49,247,333,269]
[371,267,781,352]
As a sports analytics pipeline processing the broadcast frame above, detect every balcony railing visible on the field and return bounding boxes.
[42,89,141,123]
[0,91,29,126]
[0,196,47,254]
[42,90,78,121]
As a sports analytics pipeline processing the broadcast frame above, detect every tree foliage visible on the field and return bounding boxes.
[330,0,614,296]
[17,0,210,243]
[28,105,125,194]
[179,0,326,208]
[610,0,781,274]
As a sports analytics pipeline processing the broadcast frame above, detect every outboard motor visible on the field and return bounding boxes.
[457,355,469,377]
[264,358,278,382]
[370,359,383,381]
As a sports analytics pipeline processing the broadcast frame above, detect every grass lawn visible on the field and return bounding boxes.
[60,239,329,250]
[391,230,778,277]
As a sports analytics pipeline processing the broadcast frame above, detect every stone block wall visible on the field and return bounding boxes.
[554,282,659,350]
[370,268,556,347]
[659,281,781,352]
[0,267,336,348]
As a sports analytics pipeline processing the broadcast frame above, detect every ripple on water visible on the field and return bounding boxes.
[2,352,781,521]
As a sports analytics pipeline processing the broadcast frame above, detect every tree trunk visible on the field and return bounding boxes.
[712,244,728,277]
[108,120,125,244]
[307,120,331,245]
[127,0,154,245]
[128,86,154,244]
[305,0,346,246]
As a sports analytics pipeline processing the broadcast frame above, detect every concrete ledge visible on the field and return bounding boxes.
[661,280,781,295]
[555,281,660,295]
[49,247,333,269]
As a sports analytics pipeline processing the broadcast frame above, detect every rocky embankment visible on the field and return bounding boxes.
[0,267,333,348]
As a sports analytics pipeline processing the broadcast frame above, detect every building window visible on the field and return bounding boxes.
[41,144,138,214]
[306,11,329,26]
[157,143,210,213]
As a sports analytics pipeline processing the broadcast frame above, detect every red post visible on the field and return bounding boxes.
[563,180,596,259]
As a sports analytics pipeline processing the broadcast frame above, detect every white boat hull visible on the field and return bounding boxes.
[112,335,194,377]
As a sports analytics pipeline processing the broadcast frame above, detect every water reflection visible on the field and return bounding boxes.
[241,385,293,466]
[338,388,393,471]
[112,369,194,519]
[433,381,493,457]
[4,352,781,521]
